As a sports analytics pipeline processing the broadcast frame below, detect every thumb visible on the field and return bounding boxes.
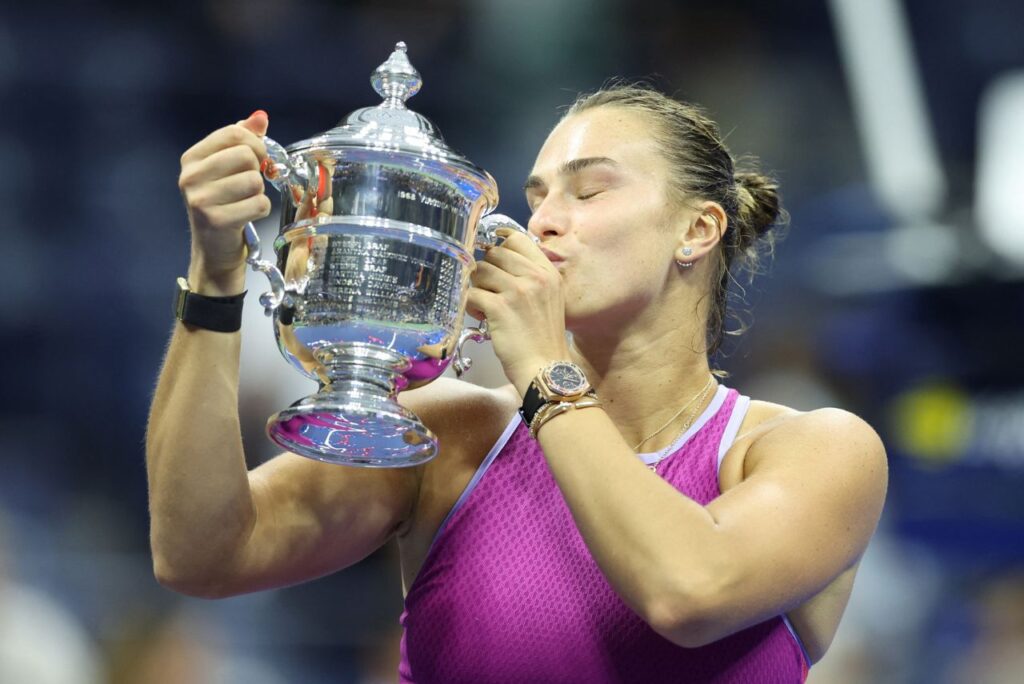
[238,109,269,137]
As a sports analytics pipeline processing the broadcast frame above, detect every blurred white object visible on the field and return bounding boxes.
[829,0,947,222]
[0,583,100,684]
[975,70,1024,268]
[886,221,960,285]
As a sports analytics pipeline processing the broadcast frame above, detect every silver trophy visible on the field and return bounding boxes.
[243,42,529,468]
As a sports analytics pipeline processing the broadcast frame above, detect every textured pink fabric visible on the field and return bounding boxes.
[399,388,808,683]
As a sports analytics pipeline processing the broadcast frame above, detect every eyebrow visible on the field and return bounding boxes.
[523,156,619,192]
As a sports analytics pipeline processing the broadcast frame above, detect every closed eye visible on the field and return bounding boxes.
[577,191,602,200]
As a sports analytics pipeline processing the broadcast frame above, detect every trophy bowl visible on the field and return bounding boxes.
[242,42,527,468]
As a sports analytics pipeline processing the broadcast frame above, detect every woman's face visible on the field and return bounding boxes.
[525,106,686,329]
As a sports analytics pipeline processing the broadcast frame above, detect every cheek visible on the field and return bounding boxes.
[573,194,677,283]
[567,246,663,307]
[578,226,669,280]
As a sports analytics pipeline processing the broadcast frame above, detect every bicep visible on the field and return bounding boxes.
[225,452,420,594]
[702,409,887,627]
[219,377,493,595]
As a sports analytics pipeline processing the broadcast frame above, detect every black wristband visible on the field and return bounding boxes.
[519,383,547,425]
[174,277,246,332]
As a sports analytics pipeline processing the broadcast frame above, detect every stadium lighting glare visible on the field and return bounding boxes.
[828,0,947,223]
[975,71,1024,269]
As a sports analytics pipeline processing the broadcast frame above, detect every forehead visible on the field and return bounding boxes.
[530,107,667,179]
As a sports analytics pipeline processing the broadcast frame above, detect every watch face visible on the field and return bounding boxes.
[543,362,588,396]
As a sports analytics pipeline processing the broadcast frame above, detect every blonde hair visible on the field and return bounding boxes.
[565,84,788,364]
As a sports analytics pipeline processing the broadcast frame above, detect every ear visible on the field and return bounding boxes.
[674,201,727,266]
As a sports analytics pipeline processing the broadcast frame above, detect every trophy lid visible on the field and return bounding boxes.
[284,42,497,205]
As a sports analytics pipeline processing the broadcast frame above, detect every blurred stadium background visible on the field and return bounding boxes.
[1,0,1022,682]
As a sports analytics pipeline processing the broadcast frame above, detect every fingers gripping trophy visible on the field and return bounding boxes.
[229,43,529,468]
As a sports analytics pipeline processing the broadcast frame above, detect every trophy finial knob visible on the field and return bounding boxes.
[371,41,422,107]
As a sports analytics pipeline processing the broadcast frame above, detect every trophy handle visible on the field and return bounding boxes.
[261,135,306,207]
[243,222,292,317]
[453,214,537,377]
[473,213,534,260]
[260,136,294,190]
[453,319,489,377]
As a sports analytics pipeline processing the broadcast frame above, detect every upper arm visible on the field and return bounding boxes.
[227,451,419,594]
[218,378,478,596]
[696,408,887,634]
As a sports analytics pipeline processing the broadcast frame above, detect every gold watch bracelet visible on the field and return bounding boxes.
[528,393,602,440]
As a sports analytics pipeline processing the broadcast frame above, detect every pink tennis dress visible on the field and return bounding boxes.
[399,386,811,683]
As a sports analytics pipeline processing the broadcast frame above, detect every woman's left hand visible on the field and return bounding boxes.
[466,229,571,396]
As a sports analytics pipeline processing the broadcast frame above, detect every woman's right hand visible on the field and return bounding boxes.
[178,110,271,296]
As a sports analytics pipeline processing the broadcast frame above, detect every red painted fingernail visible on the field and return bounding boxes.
[317,162,329,201]
[260,158,269,173]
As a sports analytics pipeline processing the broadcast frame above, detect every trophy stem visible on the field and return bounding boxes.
[266,350,437,467]
[323,362,407,397]
[316,344,411,392]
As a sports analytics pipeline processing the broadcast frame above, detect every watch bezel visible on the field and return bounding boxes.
[540,361,590,398]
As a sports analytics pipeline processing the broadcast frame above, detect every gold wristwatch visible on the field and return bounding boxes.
[519,361,600,439]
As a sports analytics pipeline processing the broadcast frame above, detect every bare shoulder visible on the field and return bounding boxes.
[723,398,888,494]
[748,403,886,469]
[399,377,520,444]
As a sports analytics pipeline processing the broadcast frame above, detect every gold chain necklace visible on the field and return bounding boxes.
[631,375,716,450]
[633,376,716,472]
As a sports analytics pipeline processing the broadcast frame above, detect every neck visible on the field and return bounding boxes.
[568,316,717,453]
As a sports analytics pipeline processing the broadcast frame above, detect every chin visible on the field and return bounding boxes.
[565,295,650,335]
[565,306,623,335]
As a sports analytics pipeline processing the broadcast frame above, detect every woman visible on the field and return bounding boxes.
[149,86,887,683]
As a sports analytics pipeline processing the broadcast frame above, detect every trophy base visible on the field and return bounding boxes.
[266,387,437,467]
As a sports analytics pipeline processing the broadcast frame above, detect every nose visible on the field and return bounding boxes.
[527,197,568,241]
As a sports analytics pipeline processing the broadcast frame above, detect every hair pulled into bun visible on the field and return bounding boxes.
[735,171,782,240]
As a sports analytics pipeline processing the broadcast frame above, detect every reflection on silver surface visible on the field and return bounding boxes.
[276,161,477,244]
[270,219,471,386]
[244,42,531,468]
